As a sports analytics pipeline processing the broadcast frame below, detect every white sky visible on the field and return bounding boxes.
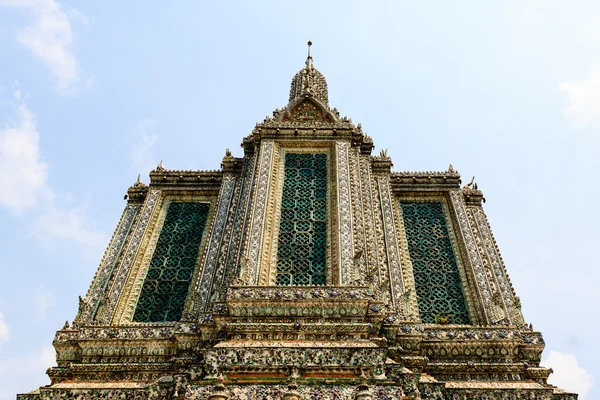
[0,1,598,399]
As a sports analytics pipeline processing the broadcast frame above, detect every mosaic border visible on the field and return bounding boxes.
[208,162,250,305]
[469,206,525,326]
[376,175,406,312]
[449,190,498,324]
[348,147,367,284]
[192,175,237,313]
[366,158,388,302]
[335,141,355,285]
[245,141,275,285]
[359,154,381,282]
[218,155,259,303]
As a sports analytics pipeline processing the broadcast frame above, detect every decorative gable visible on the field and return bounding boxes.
[284,99,334,124]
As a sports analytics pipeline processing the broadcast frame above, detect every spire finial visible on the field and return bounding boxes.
[306,39,313,67]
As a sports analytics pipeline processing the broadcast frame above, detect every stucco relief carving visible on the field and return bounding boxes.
[212,157,256,305]
[359,155,380,282]
[245,142,275,285]
[469,206,525,326]
[348,148,367,284]
[192,175,237,313]
[449,190,501,324]
[335,142,355,284]
[376,175,408,313]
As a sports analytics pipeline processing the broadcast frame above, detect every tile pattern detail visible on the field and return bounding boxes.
[377,175,405,311]
[469,206,525,326]
[192,175,237,313]
[449,190,498,324]
[212,157,255,305]
[335,142,354,284]
[246,142,274,285]
[359,155,380,282]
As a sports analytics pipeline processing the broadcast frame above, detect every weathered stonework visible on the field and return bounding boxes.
[246,141,275,285]
[448,190,499,325]
[19,45,576,400]
[335,141,354,285]
[192,174,237,314]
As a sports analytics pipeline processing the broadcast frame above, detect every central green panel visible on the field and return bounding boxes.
[276,153,327,286]
[133,202,210,322]
[400,201,470,324]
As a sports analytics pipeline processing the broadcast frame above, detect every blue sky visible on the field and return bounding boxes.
[0,1,598,399]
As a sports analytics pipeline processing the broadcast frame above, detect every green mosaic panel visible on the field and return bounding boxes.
[276,153,327,286]
[133,202,210,322]
[400,202,470,324]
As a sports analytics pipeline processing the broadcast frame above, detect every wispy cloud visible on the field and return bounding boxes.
[559,65,600,129]
[0,86,106,257]
[0,0,91,94]
[0,84,48,213]
[542,350,595,400]
[583,20,600,46]
[0,312,10,348]
[32,201,107,258]
[131,118,159,176]
[0,344,54,398]
[33,287,56,323]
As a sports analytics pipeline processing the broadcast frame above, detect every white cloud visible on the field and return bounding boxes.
[40,344,55,368]
[0,88,48,213]
[0,344,53,399]
[0,345,55,374]
[559,65,600,128]
[67,7,92,27]
[0,0,89,94]
[33,287,56,323]
[33,203,108,258]
[542,350,595,399]
[0,87,107,258]
[131,118,159,175]
[583,17,600,47]
[0,312,10,347]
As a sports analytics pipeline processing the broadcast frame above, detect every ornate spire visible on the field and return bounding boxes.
[289,40,329,106]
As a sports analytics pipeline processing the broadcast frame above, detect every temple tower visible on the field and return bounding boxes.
[18,42,576,400]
